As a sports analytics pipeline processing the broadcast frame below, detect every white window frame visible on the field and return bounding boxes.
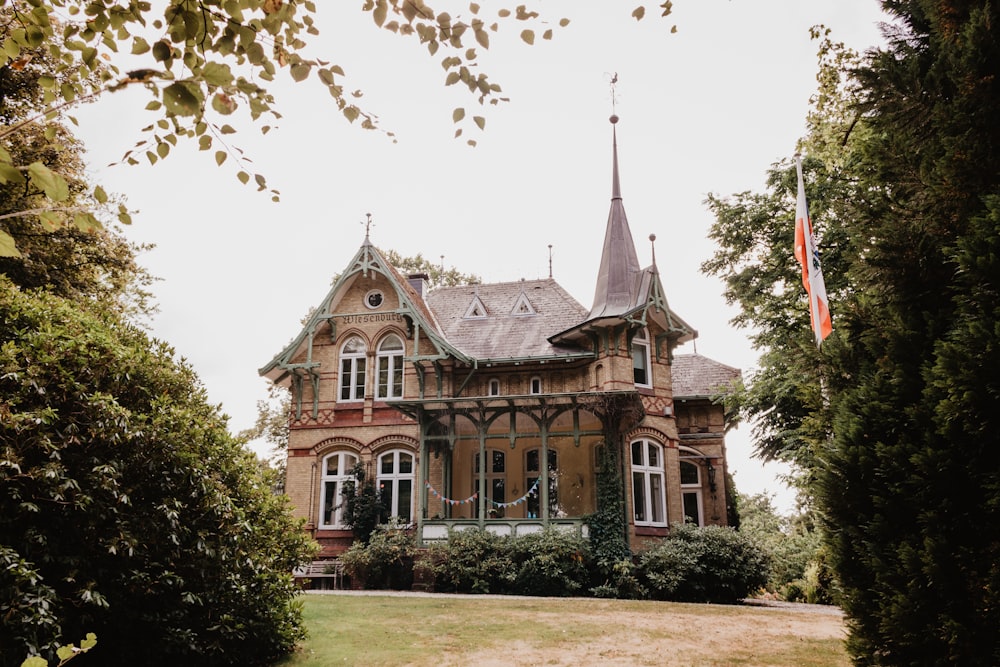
[631,438,667,527]
[488,378,501,396]
[632,328,652,388]
[529,376,542,394]
[375,334,404,400]
[679,450,705,526]
[474,449,506,518]
[377,449,415,524]
[525,448,558,519]
[319,451,358,529]
[338,335,367,402]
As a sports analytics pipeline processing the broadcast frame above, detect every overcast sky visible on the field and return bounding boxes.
[73,1,889,515]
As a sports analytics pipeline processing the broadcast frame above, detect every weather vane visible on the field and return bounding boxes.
[609,72,619,117]
[362,212,373,238]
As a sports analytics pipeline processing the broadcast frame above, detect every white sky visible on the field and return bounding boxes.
[72,1,889,515]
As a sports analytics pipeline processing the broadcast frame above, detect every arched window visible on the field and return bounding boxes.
[632,328,652,388]
[319,451,358,528]
[474,449,506,518]
[488,378,501,396]
[377,449,414,523]
[339,336,366,402]
[529,376,543,394]
[375,334,404,400]
[525,448,558,518]
[679,449,704,526]
[631,438,666,527]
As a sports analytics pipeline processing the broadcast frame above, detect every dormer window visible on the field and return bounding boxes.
[632,328,652,388]
[464,294,488,319]
[511,292,536,316]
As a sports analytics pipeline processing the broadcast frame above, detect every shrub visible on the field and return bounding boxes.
[339,523,416,590]
[0,279,317,667]
[507,528,592,597]
[638,523,770,604]
[590,558,646,600]
[424,530,515,594]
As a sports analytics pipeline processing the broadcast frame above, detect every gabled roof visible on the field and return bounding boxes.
[671,353,742,399]
[425,278,591,362]
[259,238,468,385]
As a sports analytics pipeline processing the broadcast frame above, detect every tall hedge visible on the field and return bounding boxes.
[0,278,317,666]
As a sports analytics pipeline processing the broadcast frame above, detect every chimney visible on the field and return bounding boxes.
[407,273,429,297]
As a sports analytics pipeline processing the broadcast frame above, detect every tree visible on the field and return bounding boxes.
[1,1,675,257]
[705,4,1000,663]
[0,276,318,666]
[0,14,154,317]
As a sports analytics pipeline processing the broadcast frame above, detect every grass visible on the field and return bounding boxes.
[276,592,849,666]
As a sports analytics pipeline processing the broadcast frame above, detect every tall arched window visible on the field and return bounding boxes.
[377,449,414,523]
[339,336,367,401]
[319,451,358,528]
[488,378,501,396]
[525,448,558,518]
[631,438,666,526]
[632,328,652,388]
[474,449,506,518]
[679,449,704,526]
[375,334,404,400]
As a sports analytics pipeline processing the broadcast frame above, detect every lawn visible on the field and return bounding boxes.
[277,592,849,667]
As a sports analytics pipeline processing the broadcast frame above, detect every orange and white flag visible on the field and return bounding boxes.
[794,155,833,346]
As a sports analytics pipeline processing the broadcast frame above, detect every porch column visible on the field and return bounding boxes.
[540,419,550,523]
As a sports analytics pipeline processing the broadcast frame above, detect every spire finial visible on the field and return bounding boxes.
[362,212,373,241]
[649,233,657,268]
[548,244,553,279]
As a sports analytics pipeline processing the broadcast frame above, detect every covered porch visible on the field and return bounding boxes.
[393,391,645,545]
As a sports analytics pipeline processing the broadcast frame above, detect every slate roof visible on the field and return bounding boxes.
[424,279,591,361]
[671,353,741,398]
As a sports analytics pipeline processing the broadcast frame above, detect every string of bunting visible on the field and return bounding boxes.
[489,477,541,508]
[425,482,477,506]
[425,477,543,508]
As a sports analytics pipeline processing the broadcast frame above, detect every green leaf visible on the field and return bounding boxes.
[452,107,465,123]
[94,185,108,204]
[162,82,203,117]
[473,115,485,131]
[237,171,250,184]
[0,230,21,258]
[215,151,227,166]
[373,0,387,26]
[27,162,69,201]
[290,63,311,82]
[73,212,102,233]
[201,61,234,87]
[131,36,150,54]
[0,162,25,185]
[152,39,171,62]
[343,106,360,123]
[38,210,61,231]
[199,135,212,150]
[520,29,534,45]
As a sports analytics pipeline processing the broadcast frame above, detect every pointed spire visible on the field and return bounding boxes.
[588,113,642,319]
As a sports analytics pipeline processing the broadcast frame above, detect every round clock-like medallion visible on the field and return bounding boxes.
[365,289,384,309]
